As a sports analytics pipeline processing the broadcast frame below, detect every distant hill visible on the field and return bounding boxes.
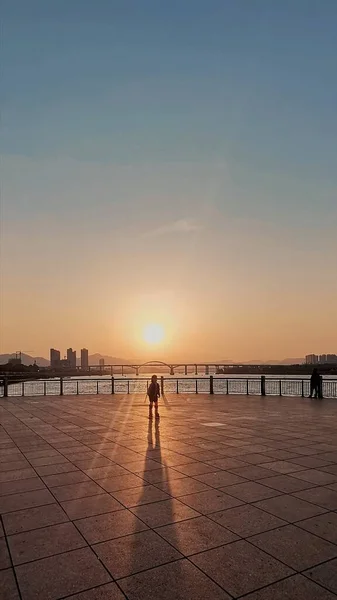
[245,358,304,365]
[0,352,305,368]
[75,354,134,366]
[0,353,49,367]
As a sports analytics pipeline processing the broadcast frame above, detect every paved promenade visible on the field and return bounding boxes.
[1,393,337,599]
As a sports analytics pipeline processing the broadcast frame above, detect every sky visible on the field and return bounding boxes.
[1,0,337,362]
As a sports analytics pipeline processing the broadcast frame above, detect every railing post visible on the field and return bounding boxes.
[3,379,8,398]
[77,381,79,395]
[96,381,99,394]
[279,380,282,396]
[226,379,229,395]
[176,379,179,394]
[196,379,198,394]
[210,375,214,395]
[301,379,304,397]
[127,380,130,394]
[44,382,46,396]
[60,377,63,396]
[319,375,323,399]
[160,376,164,396]
[246,379,249,395]
[261,376,266,397]
[111,377,114,394]
[22,382,25,397]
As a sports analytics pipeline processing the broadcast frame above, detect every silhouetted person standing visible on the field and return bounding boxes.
[309,368,320,398]
[147,374,160,420]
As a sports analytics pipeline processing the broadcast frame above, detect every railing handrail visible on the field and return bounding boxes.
[1,375,336,399]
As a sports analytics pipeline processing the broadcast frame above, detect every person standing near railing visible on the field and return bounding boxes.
[147,374,160,420]
[309,368,320,398]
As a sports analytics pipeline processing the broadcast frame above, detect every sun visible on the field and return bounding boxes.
[142,323,165,345]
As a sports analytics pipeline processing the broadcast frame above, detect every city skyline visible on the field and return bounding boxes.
[2,347,337,367]
[1,2,337,360]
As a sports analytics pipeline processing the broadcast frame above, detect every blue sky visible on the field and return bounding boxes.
[2,1,337,358]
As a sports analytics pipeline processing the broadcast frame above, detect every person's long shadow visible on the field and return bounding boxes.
[128,410,183,584]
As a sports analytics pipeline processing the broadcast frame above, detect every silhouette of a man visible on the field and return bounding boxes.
[309,368,320,398]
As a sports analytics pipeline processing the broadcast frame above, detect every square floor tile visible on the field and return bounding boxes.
[75,509,148,544]
[290,456,334,469]
[119,559,231,600]
[228,465,275,480]
[305,558,337,595]
[0,489,55,514]
[249,524,337,570]
[61,494,124,519]
[155,477,212,496]
[210,504,286,537]
[190,539,293,597]
[156,515,238,555]
[94,473,145,492]
[203,457,248,469]
[8,522,86,565]
[194,470,247,488]
[242,573,337,599]
[130,498,200,528]
[35,463,79,476]
[28,455,70,467]
[173,462,217,476]
[254,494,326,522]
[0,477,45,497]
[237,453,272,464]
[290,469,337,485]
[222,481,281,502]
[94,529,182,578]
[83,466,129,481]
[138,467,186,484]
[260,474,315,493]
[42,471,91,488]
[294,486,337,510]
[72,457,113,469]
[261,461,306,474]
[112,485,170,508]
[297,512,337,544]
[65,582,126,599]
[0,468,37,483]
[120,459,163,473]
[51,481,105,502]
[0,460,30,472]
[0,569,20,600]
[179,489,243,514]
[15,547,111,600]
[3,503,69,535]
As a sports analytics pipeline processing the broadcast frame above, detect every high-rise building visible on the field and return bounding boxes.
[67,348,76,369]
[50,348,61,368]
[327,354,337,364]
[81,348,89,370]
[319,354,327,364]
[99,358,105,367]
[305,354,318,365]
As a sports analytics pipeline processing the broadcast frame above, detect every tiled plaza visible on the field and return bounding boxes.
[1,393,337,599]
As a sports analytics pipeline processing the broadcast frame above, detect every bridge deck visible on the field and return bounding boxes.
[1,393,337,599]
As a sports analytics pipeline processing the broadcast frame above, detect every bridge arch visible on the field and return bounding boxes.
[132,361,173,375]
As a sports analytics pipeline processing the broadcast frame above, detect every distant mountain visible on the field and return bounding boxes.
[246,358,304,365]
[0,353,49,367]
[77,354,134,366]
[0,352,305,368]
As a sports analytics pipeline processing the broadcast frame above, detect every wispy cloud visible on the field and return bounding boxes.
[145,219,202,238]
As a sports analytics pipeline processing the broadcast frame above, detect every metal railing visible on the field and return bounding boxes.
[1,376,337,398]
